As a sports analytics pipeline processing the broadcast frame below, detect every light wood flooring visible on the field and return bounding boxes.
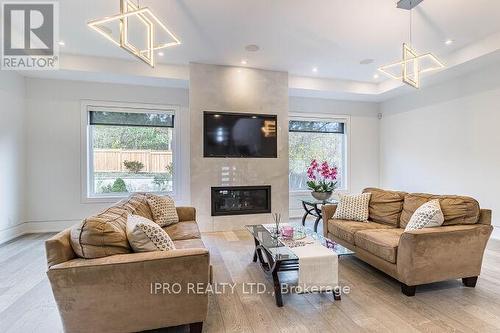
[1,223,500,333]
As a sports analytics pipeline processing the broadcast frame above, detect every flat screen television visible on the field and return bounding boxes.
[203,111,278,158]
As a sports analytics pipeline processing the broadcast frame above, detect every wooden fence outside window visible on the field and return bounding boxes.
[93,149,172,173]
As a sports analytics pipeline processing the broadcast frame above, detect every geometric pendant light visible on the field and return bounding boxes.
[88,0,181,67]
[378,0,445,88]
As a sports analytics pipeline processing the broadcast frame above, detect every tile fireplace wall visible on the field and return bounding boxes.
[189,63,289,232]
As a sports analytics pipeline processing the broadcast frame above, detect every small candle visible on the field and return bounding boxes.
[282,226,293,238]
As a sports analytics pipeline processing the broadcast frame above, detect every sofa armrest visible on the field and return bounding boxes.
[46,228,76,267]
[176,206,196,222]
[478,209,492,225]
[397,224,492,286]
[47,249,209,332]
[321,204,338,237]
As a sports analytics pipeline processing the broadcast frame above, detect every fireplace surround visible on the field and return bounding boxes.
[211,185,271,216]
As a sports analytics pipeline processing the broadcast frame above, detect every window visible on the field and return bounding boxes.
[82,102,178,200]
[288,115,348,192]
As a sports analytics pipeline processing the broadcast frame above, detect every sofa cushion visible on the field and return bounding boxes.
[327,219,393,244]
[400,193,480,228]
[173,238,206,249]
[163,221,201,240]
[70,206,131,259]
[354,229,404,264]
[119,193,154,221]
[363,188,406,227]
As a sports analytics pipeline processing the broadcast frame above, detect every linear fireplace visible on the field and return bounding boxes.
[211,185,271,216]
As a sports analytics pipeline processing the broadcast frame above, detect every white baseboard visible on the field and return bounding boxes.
[0,220,79,245]
[0,224,28,245]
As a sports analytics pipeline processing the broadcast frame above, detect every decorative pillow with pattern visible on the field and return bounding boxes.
[126,215,176,252]
[146,194,179,227]
[405,199,444,231]
[333,193,371,222]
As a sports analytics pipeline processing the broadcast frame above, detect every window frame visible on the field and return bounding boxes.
[80,100,181,203]
[288,112,351,195]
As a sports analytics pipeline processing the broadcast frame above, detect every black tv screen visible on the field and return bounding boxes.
[203,111,277,158]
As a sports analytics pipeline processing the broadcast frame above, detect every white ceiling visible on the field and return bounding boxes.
[59,0,500,83]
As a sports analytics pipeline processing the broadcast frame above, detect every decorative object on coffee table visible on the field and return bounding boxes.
[300,197,338,232]
[281,225,294,239]
[271,212,282,238]
[306,159,338,201]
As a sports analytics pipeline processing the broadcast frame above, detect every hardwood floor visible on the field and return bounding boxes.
[1,225,500,333]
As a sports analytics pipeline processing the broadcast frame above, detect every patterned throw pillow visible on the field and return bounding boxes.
[146,194,179,227]
[333,193,371,222]
[126,215,176,252]
[405,199,444,231]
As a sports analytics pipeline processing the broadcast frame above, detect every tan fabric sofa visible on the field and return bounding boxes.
[323,188,493,296]
[45,194,210,333]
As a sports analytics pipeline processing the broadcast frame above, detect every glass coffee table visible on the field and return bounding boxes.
[245,224,354,307]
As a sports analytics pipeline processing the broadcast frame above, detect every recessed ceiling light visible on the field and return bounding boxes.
[58,40,65,46]
[445,39,454,45]
[158,51,164,56]
[373,74,379,79]
[241,59,247,65]
[312,67,318,73]
[360,58,374,65]
[245,44,260,52]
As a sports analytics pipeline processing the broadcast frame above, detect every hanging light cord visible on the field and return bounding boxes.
[409,0,413,45]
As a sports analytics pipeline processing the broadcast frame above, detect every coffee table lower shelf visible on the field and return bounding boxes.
[252,237,342,307]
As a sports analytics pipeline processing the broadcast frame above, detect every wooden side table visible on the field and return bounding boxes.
[300,198,338,232]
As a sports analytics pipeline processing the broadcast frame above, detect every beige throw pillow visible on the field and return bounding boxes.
[333,193,371,222]
[146,194,179,227]
[126,215,176,252]
[405,199,444,231]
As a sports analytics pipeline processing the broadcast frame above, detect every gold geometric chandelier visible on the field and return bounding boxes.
[88,0,181,67]
[378,0,445,88]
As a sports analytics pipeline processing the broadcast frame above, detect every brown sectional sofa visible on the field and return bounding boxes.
[323,188,493,296]
[45,193,210,333]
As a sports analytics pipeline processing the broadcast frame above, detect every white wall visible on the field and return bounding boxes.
[0,72,26,243]
[289,96,380,216]
[380,64,500,236]
[24,78,190,232]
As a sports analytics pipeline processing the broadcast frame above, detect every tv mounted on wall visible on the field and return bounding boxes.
[203,111,278,158]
